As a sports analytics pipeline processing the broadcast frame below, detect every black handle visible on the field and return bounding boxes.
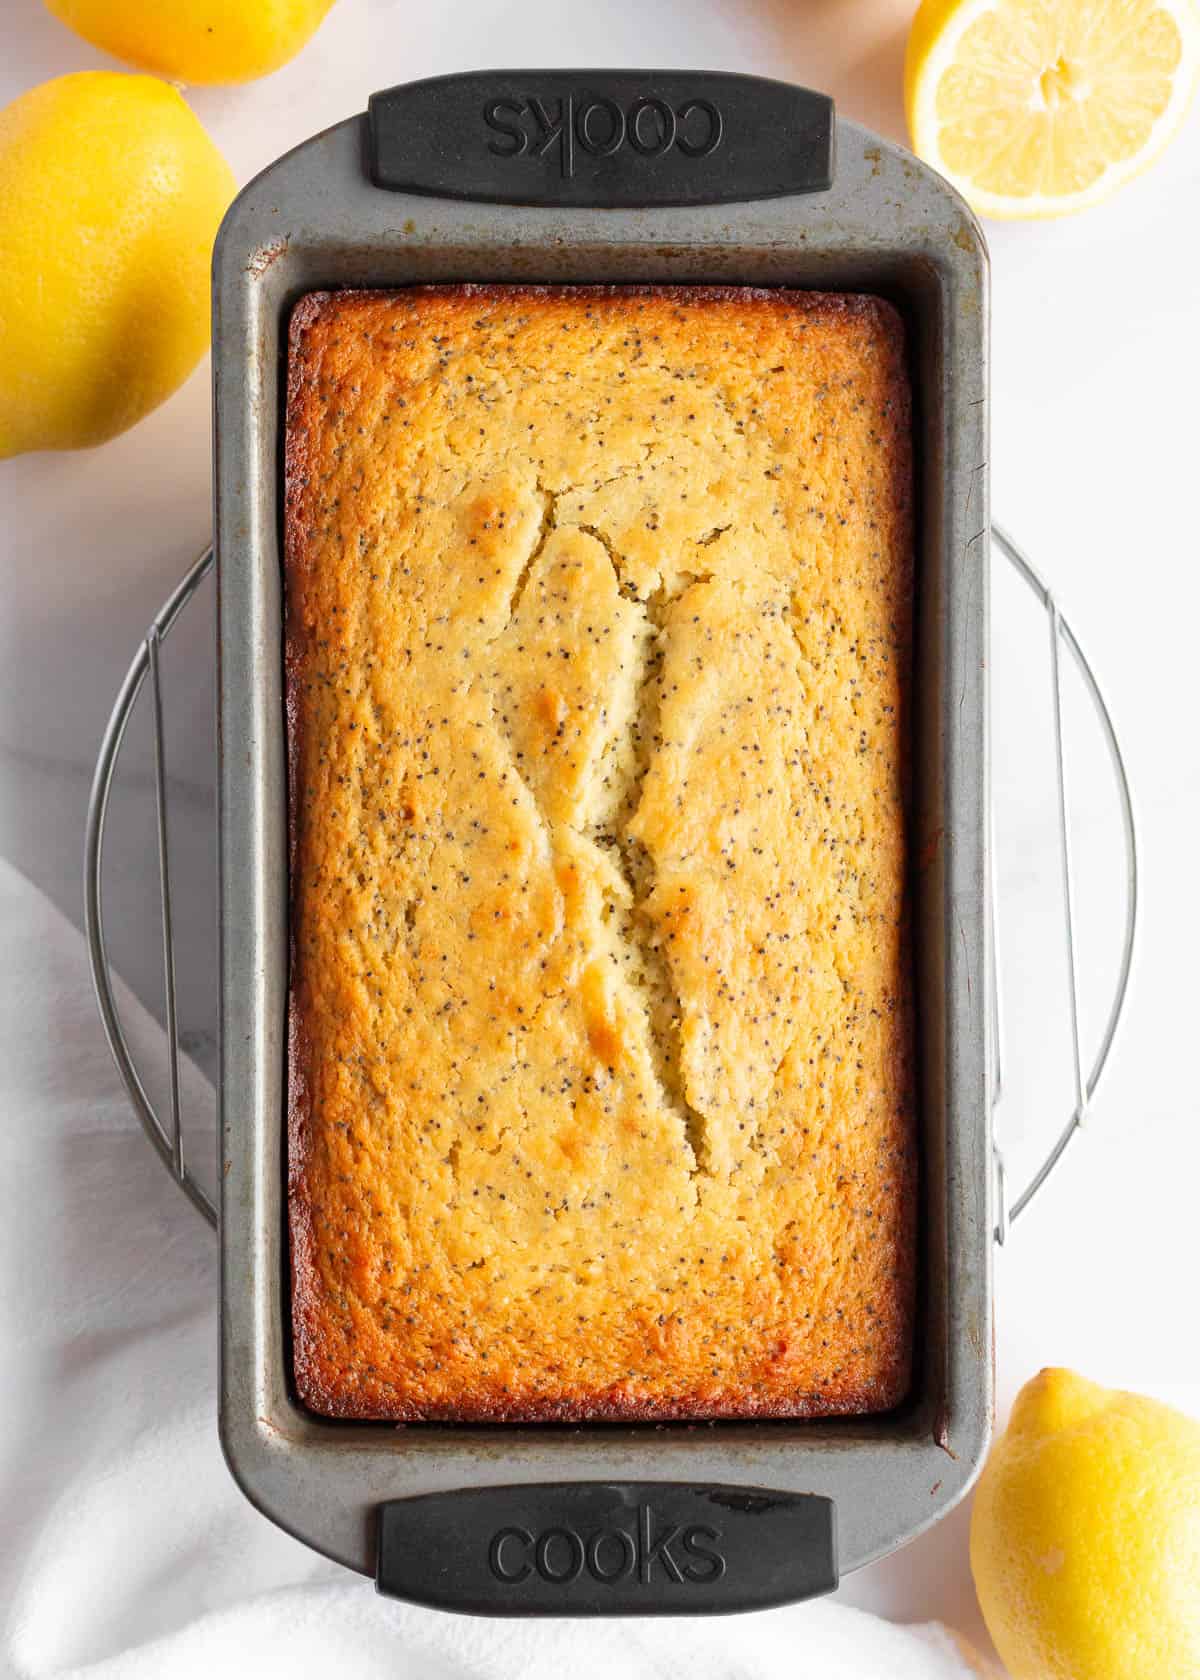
[366,70,834,208]
[377,1482,837,1616]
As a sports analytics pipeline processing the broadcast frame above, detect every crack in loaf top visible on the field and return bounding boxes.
[283,285,916,1422]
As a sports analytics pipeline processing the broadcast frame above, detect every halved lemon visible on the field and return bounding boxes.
[906,0,1200,217]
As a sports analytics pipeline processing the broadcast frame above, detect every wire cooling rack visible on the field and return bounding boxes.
[83,526,1138,1238]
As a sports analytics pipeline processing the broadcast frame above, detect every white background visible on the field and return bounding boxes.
[2,0,1198,1660]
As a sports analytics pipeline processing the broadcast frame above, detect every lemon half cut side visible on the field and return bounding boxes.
[906,0,1200,217]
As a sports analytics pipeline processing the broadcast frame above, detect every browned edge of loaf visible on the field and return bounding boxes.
[283,284,916,1423]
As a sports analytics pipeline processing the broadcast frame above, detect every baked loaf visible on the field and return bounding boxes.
[285,285,915,1421]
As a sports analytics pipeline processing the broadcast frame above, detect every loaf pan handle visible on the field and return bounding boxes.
[366,70,834,208]
[377,1481,836,1615]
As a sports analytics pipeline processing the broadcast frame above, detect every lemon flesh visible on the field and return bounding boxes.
[970,1367,1200,1679]
[0,72,234,458]
[906,0,1200,216]
[44,0,336,85]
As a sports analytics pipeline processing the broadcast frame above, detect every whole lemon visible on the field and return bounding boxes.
[0,73,234,459]
[43,0,336,85]
[971,1368,1200,1679]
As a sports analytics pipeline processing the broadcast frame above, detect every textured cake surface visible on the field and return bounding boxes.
[285,285,915,1420]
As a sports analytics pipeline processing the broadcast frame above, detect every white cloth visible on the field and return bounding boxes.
[0,859,983,1679]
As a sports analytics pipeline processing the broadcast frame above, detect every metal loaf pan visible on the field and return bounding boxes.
[215,69,991,1616]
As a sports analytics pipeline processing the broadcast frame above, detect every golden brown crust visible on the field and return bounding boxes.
[284,284,915,1421]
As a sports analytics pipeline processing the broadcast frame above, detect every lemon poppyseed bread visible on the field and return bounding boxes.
[284,285,915,1421]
